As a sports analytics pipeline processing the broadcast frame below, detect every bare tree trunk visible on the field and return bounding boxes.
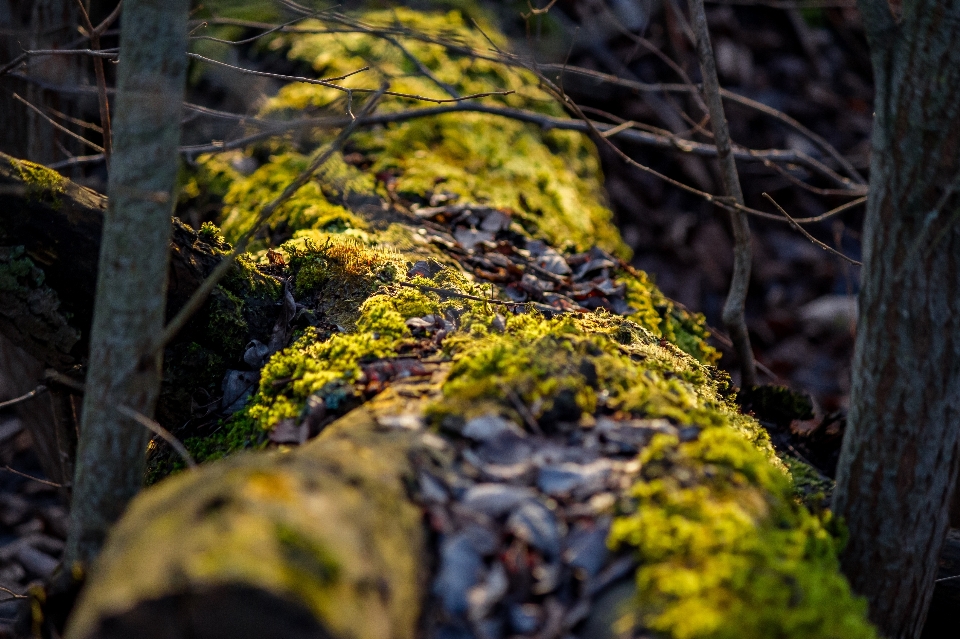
[832,1,960,636]
[65,0,190,565]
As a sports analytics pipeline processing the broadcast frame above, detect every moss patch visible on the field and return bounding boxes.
[187,7,626,257]
[609,430,875,639]
[7,157,65,207]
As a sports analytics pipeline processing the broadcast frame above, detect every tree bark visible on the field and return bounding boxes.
[65,0,191,565]
[832,1,960,636]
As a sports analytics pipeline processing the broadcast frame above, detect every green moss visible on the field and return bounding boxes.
[190,7,627,257]
[621,269,719,365]
[275,522,342,586]
[608,430,875,639]
[8,158,65,206]
[432,310,733,429]
[782,455,834,512]
[206,286,249,355]
[284,234,403,329]
[216,152,376,249]
[737,384,815,426]
[198,221,232,250]
[0,245,44,291]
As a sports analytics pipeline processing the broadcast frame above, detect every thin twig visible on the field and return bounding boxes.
[0,385,47,410]
[42,104,103,133]
[762,193,862,265]
[152,85,389,358]
[116,406,196,469]
[186,53,511,104]
[47,153,105,169]
[176,101,864,193]
[1,465,67,488]
[0,585,27,600]
[689,0,756,387]
[190,9,327,46]
[12,93,104,153]
[75,0,113,162]
[537,62,866,185]
[43,369,86,394]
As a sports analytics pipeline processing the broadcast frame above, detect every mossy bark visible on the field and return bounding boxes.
[65,378,439,639]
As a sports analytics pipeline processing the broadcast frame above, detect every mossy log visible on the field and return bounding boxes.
[2,9,885,639]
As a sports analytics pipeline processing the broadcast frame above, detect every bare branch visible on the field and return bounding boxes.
[186,53,512,105]
[689,0,756,386]
[177,101,865,193]
[75,0,113,162]
[117,406,196,469]
[1,465,67,488]
[0,586,27,601]
[12,94,105,153]
[0,385,47,410]
[540,62,866,185]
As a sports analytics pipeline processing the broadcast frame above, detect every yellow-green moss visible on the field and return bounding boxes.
[217,152,375,248]
[432,310,731,428]
[9,157,65,206]
[189,8,626,257]
[609,430,875,639]
[622,270,719,366]
[244,264,496,430]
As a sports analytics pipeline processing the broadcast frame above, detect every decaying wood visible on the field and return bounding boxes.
[65,375,440,639]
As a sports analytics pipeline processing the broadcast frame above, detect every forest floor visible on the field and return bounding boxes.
[1,1,957,637]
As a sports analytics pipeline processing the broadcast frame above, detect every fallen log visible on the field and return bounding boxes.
[6,8,881,639]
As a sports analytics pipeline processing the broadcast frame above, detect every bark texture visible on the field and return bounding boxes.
[832,1,960,636]
[65,0,191,565]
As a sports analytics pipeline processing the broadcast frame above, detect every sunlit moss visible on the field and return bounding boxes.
[8,157,65,206]
[190,7,627,257]
[609,430,876,639]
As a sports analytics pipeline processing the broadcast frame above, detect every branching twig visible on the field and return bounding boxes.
[0,585,27,601]
[75,0,115,162]
[117,406,196,469]
[12,93,104,153]
[689,0,757,386]
[186,53,512,104]
[176,101,865,193]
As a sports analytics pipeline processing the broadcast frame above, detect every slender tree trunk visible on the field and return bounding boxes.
[65,0,190,565]
[832,1,960,636]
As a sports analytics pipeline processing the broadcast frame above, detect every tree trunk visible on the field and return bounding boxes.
[832,1,960,636]
[64,0,191,565]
